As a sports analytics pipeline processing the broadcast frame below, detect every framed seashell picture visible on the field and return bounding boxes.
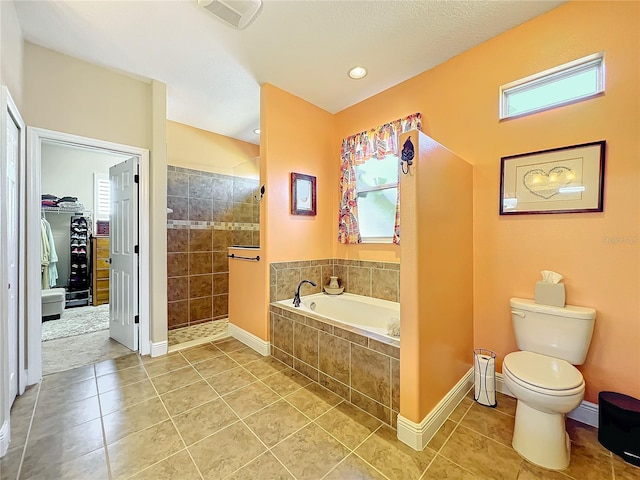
[500,140,606,215]
[290,172,317,216]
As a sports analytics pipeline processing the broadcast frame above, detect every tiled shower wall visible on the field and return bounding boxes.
[270,258,400,303]
[167,166,259,330]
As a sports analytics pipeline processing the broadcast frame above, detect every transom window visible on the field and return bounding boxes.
[500,52,604,120]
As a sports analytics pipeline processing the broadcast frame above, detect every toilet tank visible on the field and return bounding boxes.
[510,298,596,365]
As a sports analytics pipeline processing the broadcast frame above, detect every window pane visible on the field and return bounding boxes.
[507,68,599,116]
[501,53,604,119]
[357,187,397,239]
[355,154,399,191]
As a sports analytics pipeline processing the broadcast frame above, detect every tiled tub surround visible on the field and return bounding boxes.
[167,166,260,330]
[270,303,400,427]
[270,258,400,303]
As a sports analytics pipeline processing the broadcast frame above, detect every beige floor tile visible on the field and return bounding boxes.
[173,398,239,445]
[356,425,436,480]
[612,456,640,480]
[325,454,388,480]
[206,366,257,395]
[495,392,518,417]
[562,441,614,480]
[96,364,149,393]
[213,338,248,353]
[439,425,523,480]
[448,397,474,423]
[129,449,202,480]
[225,452,294,480]
[40,364,95,390]
[180,344,224,364]
[243,356,289,379]
[285,383,343,419]
[30,395,101,441]
[459,403,515,447]
[20,418,104,478]
[315,402,382,450]
[28,447,109,480]
[140,351,182,365]
[0,446,23,480]
[566,418,610,457]
[271,423,349,480]
[9,384,39,419]
[103,397,169,444]
[261,368,312,396]
[223,381,281,418]
[244,399,310,447]
[36,377,97,409]
[516,460,574,479]
[143,354,190,377]
[150,366,202,394]
[9,410,32,449]
[192,355,239,377]
[160,379,218,416]
[108,420,184,480]
[95,353,142,375]
[422,455,479,479]
[189,422,266,479]
[427,420,458,453]
[99,378,158,415]
[227,347,264,365]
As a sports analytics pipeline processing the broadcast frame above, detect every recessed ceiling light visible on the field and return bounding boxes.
[348,66,367,79]
[253,128,261,135]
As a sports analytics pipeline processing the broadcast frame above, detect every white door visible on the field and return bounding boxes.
[6,106,20,405]
[109,157,138,350]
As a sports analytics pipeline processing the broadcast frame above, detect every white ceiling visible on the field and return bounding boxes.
[14,0,565,145]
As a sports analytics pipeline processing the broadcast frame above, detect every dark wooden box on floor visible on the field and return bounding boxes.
[598,391,640,467]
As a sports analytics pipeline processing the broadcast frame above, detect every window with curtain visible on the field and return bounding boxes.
[338,113,421,245]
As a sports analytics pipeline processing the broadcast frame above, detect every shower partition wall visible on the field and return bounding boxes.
[166,162,260,331]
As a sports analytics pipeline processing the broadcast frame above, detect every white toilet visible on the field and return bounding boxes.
[503,297,596,470]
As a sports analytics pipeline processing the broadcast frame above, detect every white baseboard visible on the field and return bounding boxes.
[229,323,270,356]
[496,372,598,428]
[397,368,473,451]
[150,340,168,358]
[0,420,9,457]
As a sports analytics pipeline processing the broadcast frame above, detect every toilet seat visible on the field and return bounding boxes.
[504,351,584,396]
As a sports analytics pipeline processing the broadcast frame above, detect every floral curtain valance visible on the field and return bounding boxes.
[338,113,422,245]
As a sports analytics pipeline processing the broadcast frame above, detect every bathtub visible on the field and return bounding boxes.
[277,292,400,343]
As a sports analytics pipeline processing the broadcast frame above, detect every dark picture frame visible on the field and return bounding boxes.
[290,172,317,216]
[500,140,606,215]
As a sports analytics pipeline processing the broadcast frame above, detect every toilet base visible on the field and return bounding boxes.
[512,400,571,470]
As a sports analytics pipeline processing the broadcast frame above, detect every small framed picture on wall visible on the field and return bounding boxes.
[290,172,316,216]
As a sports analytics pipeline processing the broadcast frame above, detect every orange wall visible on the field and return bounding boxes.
[228,247,267,339]
[261,83,335,262]
[166,120,259,174]
[400,131,474,423]
[334,1,640,403]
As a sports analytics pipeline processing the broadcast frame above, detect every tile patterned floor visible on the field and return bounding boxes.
[3,337,639,480]
[168,319,229,347]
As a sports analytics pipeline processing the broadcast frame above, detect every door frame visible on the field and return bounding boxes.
[26,127,150,385]
[0,86,25,456]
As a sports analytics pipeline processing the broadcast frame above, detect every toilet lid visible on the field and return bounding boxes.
[503,351,583,391]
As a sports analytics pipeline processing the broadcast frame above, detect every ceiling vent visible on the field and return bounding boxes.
[198,0,263,30]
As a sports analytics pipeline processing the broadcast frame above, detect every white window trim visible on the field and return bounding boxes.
[94,172,110,222]
[499,52,605,120]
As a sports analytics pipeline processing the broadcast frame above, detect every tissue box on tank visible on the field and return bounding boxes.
[534,281,565,307]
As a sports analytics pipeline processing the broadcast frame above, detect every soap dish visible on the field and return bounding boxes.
[323,286,344,295]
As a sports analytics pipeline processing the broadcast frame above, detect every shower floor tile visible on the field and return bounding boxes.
[168,318,229,347]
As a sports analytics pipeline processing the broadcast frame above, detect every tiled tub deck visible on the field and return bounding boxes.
[270,302,400,427]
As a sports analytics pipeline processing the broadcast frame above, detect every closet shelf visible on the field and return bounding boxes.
[42,206,92,214]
